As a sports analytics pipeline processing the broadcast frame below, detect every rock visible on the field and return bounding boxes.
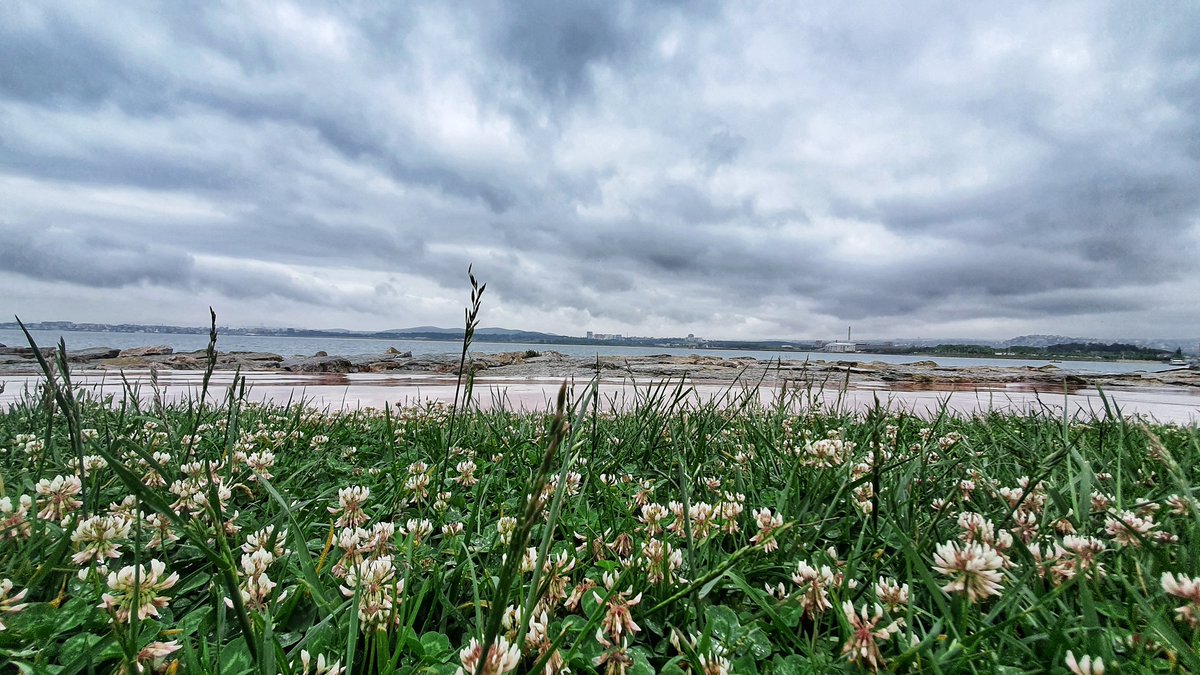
[345,354,390,368]
[907,360,938,368]
[160,355,205,369]
[118,346,173,357]
[215,353,285,371]
[282,356,354,373]
[98,357,151,369]
[314,351,328,357]
[525,351,568,362]
[220,352,284,363]
[366,359,416,372]
[386,346,414,355]
[68,347,121,361]
[0,346,57,357]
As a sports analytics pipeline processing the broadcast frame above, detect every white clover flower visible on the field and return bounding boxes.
[242,525,288,558]
[750,507,783,553]
[497,516,518,546]
[0,495,32,540]
[80,455,107,477]
[340,556,404,629]
[1104,510,1156,548]
[455,636,520,675]
[298,649,344,675]
[35,475,83,523]
[402,518,434,546]
[1065,650,1105,675]
[873,577,910,612]
[841,601,902,672]
[0,579,30,631]
[101,560,179,623]
[932,540,1005,603]
[792,560,836,617]
[70,514,131,566]
[1162,572,1200,626]
[330,486,371,529]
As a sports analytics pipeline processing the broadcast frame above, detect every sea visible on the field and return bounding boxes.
[0,328,1179,375]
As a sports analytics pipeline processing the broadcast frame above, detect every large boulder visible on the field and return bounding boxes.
[118,346,173,357]
[0,346,57,357]
[216,352,285,369]
[69,347,121,361]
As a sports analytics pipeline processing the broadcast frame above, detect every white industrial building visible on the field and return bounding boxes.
[824,341,857,353]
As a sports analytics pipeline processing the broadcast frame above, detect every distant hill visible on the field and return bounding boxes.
[381,326,565,340]
[3,320,1196,355]
[1002,335,1098,348]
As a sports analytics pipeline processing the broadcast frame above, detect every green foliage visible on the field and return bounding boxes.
[2,366,1200,672]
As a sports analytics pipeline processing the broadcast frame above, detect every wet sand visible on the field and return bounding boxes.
[2,370,1198,424]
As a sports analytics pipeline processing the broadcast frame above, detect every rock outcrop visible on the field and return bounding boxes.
[118,346,173,357]
[281,356,355,373]
[0,343,1197,391]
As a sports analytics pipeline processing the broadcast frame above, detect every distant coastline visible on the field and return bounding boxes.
[1,320,1193,364]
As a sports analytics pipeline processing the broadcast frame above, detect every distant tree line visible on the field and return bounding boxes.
[880,342,1172,361]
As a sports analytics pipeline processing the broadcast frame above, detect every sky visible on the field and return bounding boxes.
[2,2,1199,341]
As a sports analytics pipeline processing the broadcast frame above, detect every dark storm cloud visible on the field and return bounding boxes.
[484,0,716,101]
[1,1,1199,338]
[0,7,146,107]
[0,225,194,287]
[0,221,392,312]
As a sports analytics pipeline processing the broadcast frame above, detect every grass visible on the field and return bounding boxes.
[2,361,1199,673]
[1,283,1199,673]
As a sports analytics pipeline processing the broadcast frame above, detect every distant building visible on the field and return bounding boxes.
[587,332,623,340]
[824,341,857,353]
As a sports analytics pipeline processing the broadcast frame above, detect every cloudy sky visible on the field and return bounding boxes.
[2,2,1199,340]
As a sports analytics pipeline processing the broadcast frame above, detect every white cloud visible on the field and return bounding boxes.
[1,0,1198,340]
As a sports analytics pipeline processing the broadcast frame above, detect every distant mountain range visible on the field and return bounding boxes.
[1,321,1196,354]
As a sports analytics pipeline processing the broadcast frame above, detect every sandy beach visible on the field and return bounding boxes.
[3,364,1198,423]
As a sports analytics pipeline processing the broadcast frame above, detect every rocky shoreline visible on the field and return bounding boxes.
[1,343,1198,389]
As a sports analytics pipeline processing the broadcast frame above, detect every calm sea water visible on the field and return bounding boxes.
[0,328,1177,375]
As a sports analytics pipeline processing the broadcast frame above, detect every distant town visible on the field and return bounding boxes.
[2,320,1196,363]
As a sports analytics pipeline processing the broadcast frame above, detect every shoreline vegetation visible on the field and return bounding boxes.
[2,323,1200,673]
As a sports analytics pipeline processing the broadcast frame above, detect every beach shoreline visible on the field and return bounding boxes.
[1,343,1197,390]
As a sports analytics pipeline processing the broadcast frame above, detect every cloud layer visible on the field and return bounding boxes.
[2,1,1198,339]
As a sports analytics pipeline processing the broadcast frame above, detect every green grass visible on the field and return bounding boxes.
[1,341,1200,672]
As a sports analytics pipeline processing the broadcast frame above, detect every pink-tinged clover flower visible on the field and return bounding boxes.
[1162,572,1200,627]
[455,636,520,675]
[840,601,902,672]
[0,579,30,631]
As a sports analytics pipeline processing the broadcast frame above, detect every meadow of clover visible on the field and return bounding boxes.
[2,327,1200,674]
